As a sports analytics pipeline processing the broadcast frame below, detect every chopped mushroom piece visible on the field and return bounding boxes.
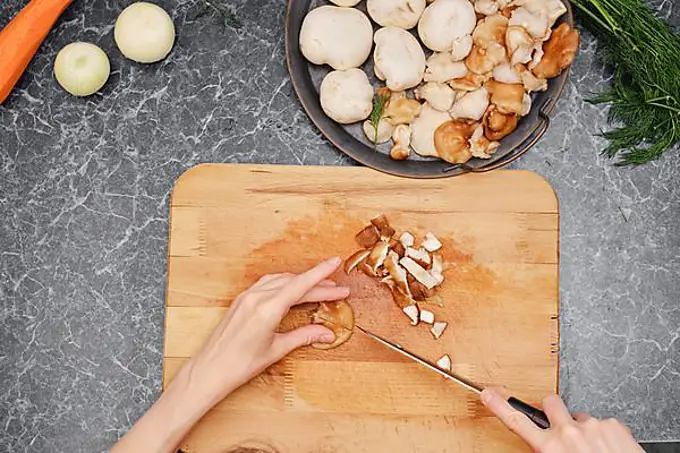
[436,354,452,371]
[451,35,474,62]
[344,249,371,274]
[431,321,448,339]
[407,274,432,301]
[390,124,412,160]
[472,14,508,49]
[419,309,435,324]
[430,254,445,285]
[400,256,441,289]
[358,261,380,277]
[470,123,500,158]
[424,52,469,83]
[311,301,355,350]
[415,82,456,112]
[423,232,443,252]
[366,240,390,271]
[506,25,535,66]
[403,304,420,325]
[465,42,506,75]
[400,231,415,248]
[508,7,550,41]
[411,103,452,157]
[434,119,477,164]
[355,224,380,248]
[532,23,579,79]
[384,251,411,296]
[406,247,432,267]
[486,79,525,115]
[449,72,489,91]
[483,105,518,140]
[383,94,423,125]
[449,87,489,121]
[521,92,532,116]
[418,0,477,52]
[493,62,522,84]
[371,214,396,239]
[519,64,548,92]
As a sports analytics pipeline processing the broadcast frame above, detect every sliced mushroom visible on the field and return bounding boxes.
[403,304,420,325]
[422,232,443,252]
[431,321,448,339]
[366,240,390,272]
[320,69,374,124]
[418,0,477,52]
[529,42,544,69]
[363,118,396,144]
[519,64,548,92]
[508,7,550,41]
[492,62,522,84]
[532,23,579,79]
[451,35,474,62]
[483,105,518,140]
[406,247,432,267]
[371,214,396,239]
[436,354,452,371]
[424,52,469,83]
[449,87,489,121]
[400,256,441,289]
[383,93,423,125]
[486,79,525,115]
[390,124,412,160]
[434,119,477,164]
[419,309,435,324]
[407,274,433,301]
[472,14,508,49]
[384,251,411,296]
[300,6,373,70]
[344,249,371,274]
[358,261,380,277]
[430,253,445,285]
[506,25,534,66]
[411,103,452,157]
[465,42,506,74]
[374,27,427,91]
[449,72,489,91]
[415,82,456,112]
[311,301,355,350]
[367,0,426,29]
[355,224,380,248]
[475,0,499,16]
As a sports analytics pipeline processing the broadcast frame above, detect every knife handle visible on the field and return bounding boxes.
[508,397,551,429]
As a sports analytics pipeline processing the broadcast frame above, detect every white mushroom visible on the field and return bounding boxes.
[508,7,550,41]
[363,118,396,144]
[506,25,535,65]
[367,0,426,29]
[449,87,489,121]
[390,124,412,160]
[415,82,456,112]
[418,0,477,52]
[519,65,548,92]
[436,354,452,371]
[320,69,374,124]
[424,52,468,83]
[374,27,427,91]
[419,309,435,324]
[521,92,532,116]
[400,256,440,289]
[328,0,361,6]
[469,123,500,158]
[493,62,522,84]
[403,304,420,325]
[300,6,373,70]
[410,103,452,157]
[400,231,415,248]
[511,0,567,27]
[422,232,443,252]
[475,0,499,15]
[451,35,473,61]
[431,321,448,339]
[529,42,544,69]
[406,247,432,267]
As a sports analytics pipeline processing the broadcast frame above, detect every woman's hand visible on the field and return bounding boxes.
[481,390,644,453]
[185,256,350,406]
[112,257,349,453]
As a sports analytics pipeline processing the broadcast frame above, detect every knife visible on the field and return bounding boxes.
[356,325,551,429]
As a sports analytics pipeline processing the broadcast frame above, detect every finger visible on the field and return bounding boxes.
[251,273,286,288]
[573,412,593,423]
[276,257,343,307]
[481,389,546,450]
[317,279,338,287]
[272,324,335,357]
[296,285,351,304]
[257,274,295,291]
[542,394,574,426]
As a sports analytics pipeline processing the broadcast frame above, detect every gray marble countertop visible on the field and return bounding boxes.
[1,0,679,451]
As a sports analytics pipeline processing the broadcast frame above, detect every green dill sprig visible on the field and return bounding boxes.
[369,91,390,147]
[571,0,680,164]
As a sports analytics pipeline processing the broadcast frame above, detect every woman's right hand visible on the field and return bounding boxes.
[481,389,644,453]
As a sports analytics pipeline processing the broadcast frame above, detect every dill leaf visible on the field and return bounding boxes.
[369,91,390,146]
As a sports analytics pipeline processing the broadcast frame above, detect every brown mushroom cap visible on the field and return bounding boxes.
[483,105,518,140]
[532,23,580,79]
[311,301,355,350]
[486,79,525,115]
[434,120,477,164]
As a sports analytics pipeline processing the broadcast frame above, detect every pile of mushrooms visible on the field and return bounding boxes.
[344,215,450,341]
[299,0,579,164]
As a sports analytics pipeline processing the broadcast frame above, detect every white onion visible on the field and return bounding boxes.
[114,2,175,63]
[54,42,110,97]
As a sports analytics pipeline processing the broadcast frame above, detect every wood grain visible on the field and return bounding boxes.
[164,164,559,453]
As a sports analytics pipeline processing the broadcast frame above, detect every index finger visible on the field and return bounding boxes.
[275,257,343,307]
[481,389,546,450]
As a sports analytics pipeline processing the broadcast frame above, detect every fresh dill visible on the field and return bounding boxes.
[571,0,680,164]
[369,91,390,146]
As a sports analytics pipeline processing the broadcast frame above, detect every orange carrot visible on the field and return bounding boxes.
[0,0,74,105]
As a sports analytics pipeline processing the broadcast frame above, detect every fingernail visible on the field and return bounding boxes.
[481,389,494,404]
[326,257,342,266]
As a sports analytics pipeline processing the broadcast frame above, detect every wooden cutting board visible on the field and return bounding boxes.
[164,164,559,453]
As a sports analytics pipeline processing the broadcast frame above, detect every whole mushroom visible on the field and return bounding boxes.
[374,27,427,91]
[367,0,426,29]
[418,0,477,52]
[328,0,362,6]
[424,52,468,83]
[320,69,374,124]
[300,6,373,70]
[415,82,456,112]
[532,23,580,79]
[449,86,489,121]
[434,119,477,164]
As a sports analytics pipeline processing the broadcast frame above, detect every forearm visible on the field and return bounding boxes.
[111,361,229,453]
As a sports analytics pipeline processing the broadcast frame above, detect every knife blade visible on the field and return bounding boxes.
[356,325,551,429]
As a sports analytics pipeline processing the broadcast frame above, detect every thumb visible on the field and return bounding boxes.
[274,325,335,355]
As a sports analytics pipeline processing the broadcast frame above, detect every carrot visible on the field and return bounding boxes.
[0,0,74,105]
